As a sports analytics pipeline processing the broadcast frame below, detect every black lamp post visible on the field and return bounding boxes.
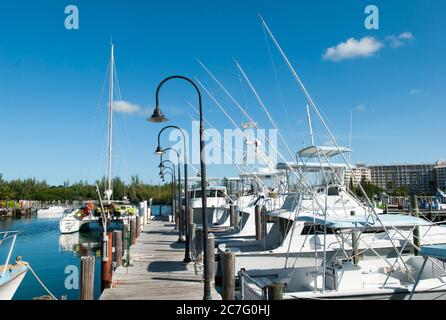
[160,158,182,239]
[161,149,183,238]
[159,167,175,218]
[153,125,191,263]
[148,75,211,300]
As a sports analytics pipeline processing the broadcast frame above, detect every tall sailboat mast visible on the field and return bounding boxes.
[105,44,114,202]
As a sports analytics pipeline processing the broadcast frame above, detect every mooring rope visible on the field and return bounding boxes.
[27,264,58,300]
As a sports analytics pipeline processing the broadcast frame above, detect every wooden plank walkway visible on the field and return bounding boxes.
[100,219,221,300]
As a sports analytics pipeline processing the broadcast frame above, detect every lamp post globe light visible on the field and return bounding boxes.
[147,75,212,300]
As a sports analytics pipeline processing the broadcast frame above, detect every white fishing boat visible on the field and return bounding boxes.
[216,169,288,233]
[239,215,446,300]
[217,143,446,273]
[37,206,66,219]
[189,186,229,225]
[217,145,380,269]
[0,231,28,300]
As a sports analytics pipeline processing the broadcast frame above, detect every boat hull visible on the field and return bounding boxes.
[192,207,226,225]
[59,218,81,234]
[0,266,27,300]
[284,289,446,300]
[37,206,66,219]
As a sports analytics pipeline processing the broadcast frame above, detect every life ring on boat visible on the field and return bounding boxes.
[86,201,94,211]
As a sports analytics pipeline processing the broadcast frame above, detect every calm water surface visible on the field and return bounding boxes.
[0,205,171,300]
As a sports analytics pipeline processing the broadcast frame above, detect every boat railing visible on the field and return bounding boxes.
[238,269,267,300]
[1,231,23,278]
[0,230,22,242]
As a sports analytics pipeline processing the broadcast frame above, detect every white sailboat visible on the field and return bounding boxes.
[60,44,136,234]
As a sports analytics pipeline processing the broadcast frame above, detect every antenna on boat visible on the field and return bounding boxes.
[105,43,114,203]
[306,104,314,146]
[349,110,353,164]
[259,14,415,275]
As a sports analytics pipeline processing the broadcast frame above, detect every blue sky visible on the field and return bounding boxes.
[0,0,444,185]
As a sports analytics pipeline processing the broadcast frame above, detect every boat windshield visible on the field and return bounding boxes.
[62,208,81,217]
[193,189,220,198]
[216,190,226,198]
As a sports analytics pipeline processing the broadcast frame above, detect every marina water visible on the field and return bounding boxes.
[0,205,171,300]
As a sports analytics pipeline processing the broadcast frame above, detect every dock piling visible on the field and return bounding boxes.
[234,206,240,231]
[206,233,216,285]
[80,255,95,300]
[136,216,141,239]
[229,204,235,227]
[122,222,129,253]
[195,228,203,262]
[130,218,137,245]
[221,252,235,300]
[255,205,262,241]
[113,230,123,268]
[189,223,196,257]
[350,210,359,264]
[410,195,421,256]
[101,232,113,290]
[267,283,285,300]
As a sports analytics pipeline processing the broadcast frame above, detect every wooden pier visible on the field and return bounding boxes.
[100,218,221,300]
[0,207,34,218]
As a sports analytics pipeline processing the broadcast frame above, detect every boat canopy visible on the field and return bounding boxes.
[276,162,347,172]
[190,185,227,191]
[420,244,446,261]
[239,170,285,178]
[297,145,352,158]
[436,188,446,199]
[296,214,432,230]
[268,209,292,220]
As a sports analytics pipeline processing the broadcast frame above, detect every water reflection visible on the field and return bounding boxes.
[58,232,101,257]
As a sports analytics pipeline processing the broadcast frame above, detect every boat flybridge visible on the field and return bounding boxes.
[436,189,446,210]
[218,145,384,271]
[189,185,229,226]
[239,214,446,300]
[0,231,28,300]
[218,147,446,270]
[221,145,446,281]
[215,169,288,243]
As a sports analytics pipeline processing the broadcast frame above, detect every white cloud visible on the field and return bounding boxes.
[409,88,421,95]
[355,104,367,112]
[323,37,384,62]
[386,32,414,48]
[112,100,145,115]
[408,88,430,97]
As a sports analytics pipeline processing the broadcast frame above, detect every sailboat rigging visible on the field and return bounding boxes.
[59,44,138,234]
[105,44,114,202]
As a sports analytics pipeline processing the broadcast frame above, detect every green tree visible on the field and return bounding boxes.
[0,185,15,200]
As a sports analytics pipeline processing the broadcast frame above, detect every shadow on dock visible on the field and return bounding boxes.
[151,277,202,283]
[148,261,188,272]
